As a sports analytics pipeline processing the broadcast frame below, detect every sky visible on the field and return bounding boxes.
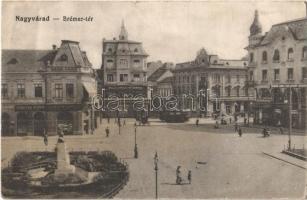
[1,1,306,68]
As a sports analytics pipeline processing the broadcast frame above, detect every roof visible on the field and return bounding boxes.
[248,17,307,48]
[2,50,56,72]
[103,39,148,56]
[148,65,168,82]
[158,76,173,84]
[2,41,92,73]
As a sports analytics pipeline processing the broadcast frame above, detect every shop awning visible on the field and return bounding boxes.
[83,82,96,97]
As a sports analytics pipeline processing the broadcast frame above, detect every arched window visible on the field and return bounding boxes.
[262,51,267,62]
[273,49,280,62]
[288,48,294,60]
[303,46,307,60]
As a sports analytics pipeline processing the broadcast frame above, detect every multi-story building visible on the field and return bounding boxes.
[173,48,251,116]
[148,62,174,97]
[1,40,97,136]
[246,7,307,129]
[101,21,150,116]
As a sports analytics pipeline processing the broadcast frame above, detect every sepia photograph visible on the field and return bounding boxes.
[1,0,307,199]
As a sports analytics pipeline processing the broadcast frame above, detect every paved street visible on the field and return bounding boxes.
[2,118,306,198]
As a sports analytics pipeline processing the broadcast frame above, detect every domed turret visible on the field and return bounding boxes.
[250,10,262,36]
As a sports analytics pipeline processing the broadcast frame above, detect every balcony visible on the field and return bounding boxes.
[209,95,256,101]
[286,79,295,83]
[247,62,257,68]
[301,79,307,84]
[50,66,78,72]
[245,80,257,87]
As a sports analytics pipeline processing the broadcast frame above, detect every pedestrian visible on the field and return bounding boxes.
[176,166,182,184]
[123,119,126,126]
[196,118,199,126]
[279,127,283,134]
[244,118,247,125]
[214,120,219,129]
[105,126,110,137]
[187,170,192,184]
[43,130,48,146]
[234,122,238,132]
[238,127,242,137]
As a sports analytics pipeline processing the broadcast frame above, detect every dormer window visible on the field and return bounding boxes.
[59,54,68,61]
[273,49,280,62]
[7,58,18,64]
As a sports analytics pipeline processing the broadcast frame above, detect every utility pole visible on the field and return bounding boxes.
[288,86,292,150]
[134,126,138,158]
[154,152,158,199]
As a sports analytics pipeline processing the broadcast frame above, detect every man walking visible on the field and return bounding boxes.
[238,127,242,137]
[196,118,199,126]
[187,170,192,184]
[43,130,48,146]
[105,126,110,137]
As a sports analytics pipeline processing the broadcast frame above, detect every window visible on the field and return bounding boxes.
[34,83,42,97]
[59,54,68,61]
[236,75,240,82]
[288,48,294,60]
[107,59,113,63]
[107,74,114,82]
[17,83,25,98]
[108,48,112,52]
[55,84,63,98]
[134,60,140,63]
[274,69,280,81]
[302,67,307,80]
[273,49,280,62]
[7,58,18,64]
[134,48,138,52]
[120,74,128,82]
[303,46,307,60]
[226,87,231,96]
[119,59,128,68]
[262,70,267,81]
[249,71,254,81]
[250,53,254,63]
[236,87,240,97]
[133,74,140,81]
[262,51,267,62]
[66,84,74,98]
[2,84,8,98]
[226,75,231,83]
[287,68,294,80]
[213,74,220,83]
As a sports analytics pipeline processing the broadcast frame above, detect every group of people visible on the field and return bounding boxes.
[176,166,192,185]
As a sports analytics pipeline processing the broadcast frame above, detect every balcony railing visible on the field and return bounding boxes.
[248,62,257,68]
[245,80,256,87]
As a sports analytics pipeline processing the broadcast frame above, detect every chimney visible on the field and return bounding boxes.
[52,44,56,50]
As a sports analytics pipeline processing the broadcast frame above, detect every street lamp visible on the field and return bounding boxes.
[134,126,138,158]
[154,151,158,199]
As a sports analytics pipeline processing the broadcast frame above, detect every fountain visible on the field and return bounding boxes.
[2,129,129,198]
